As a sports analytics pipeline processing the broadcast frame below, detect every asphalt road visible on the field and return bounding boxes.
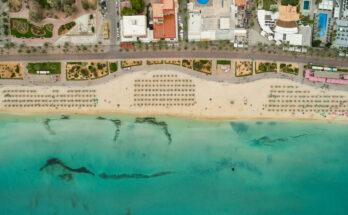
[1,48,348,67]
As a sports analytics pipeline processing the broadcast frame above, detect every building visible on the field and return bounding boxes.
[319,0,334,10]
[121,15,152,42]
[342,0,348,19]
[152,0,177,40]
[187,0,246,42]
[333,20,348,48]
[257,6,312,46]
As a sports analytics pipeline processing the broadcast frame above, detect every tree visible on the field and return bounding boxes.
[131,0,145,13]
[64,4,77,17]
[122,7,137,16]
[82,1,89,10]
[312,40,321,47]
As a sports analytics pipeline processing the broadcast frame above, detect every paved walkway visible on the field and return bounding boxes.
[1,64,347,93]
[9,0,99,44]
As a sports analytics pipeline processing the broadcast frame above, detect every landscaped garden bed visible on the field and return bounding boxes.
[121,60,142,68]
[109,62,118,73]
[235,60,253,77]
[182,59,193,69]
[165,59,181,66]
[66,61,109,80]
[256,61,277,73]
[147,59,163,65]
[0,63,23,79]
[10,18,53,38]
[9,0,22,13]
[193,59,212,74]
[280,63,299,75]
[58,21,76,35]
[26,62,61,74]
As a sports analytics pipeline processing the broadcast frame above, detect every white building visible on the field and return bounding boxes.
[257,8,312,47]
[187,0,243,42]
[319,0,334,10]
[121,15,152,42]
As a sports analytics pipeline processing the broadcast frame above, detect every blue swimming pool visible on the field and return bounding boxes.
[196,0,210,5]
[303,1,309,10]
[318,13,328,37]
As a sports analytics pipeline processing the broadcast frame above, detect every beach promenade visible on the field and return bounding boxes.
[1,49,348,68]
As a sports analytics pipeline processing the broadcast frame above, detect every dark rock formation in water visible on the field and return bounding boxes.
[99,171,174,180]
[60,115,70,120]
[96,117,122,143]
[256,121,263,125]
[268,121,277,126]
[291,134,308,139]
[252,136,287,147]
[230,122,248,134]
[43,119,55,135]
[43,116,70,135]
[135,117,172,144]
[110,119,121,142]
[40,158,95,176]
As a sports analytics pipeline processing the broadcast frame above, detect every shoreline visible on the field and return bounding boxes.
[1,109,348,124]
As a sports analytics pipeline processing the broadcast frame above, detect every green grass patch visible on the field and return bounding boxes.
[217,60,231,65]
[338,68,348,72]
[26,62,61,74]
[67,62,83,65]
[109,62,118,73]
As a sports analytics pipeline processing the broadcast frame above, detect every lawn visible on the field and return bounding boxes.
[217,60,231,65]
[26,62,61,74]
[109,62,118,73]
[10,18,53,38]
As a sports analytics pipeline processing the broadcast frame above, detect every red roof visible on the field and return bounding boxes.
[153,13,176,39]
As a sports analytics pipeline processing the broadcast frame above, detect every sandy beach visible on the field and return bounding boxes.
[1,68,348,121]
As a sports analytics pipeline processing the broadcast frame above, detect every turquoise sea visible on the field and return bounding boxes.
[0,114,348,215]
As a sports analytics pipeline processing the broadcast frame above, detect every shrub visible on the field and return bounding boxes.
[110,62,118,72]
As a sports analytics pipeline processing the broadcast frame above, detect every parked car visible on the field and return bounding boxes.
[117,22,119,28]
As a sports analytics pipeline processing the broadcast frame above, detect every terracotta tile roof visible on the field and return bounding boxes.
[278,5,300,22]
[234,0,246,6]
[153,13,176,39]
[162,0,174,10]
[153,3,164,18]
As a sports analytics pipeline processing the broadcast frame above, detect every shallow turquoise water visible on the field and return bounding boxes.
[0,114,348,215]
